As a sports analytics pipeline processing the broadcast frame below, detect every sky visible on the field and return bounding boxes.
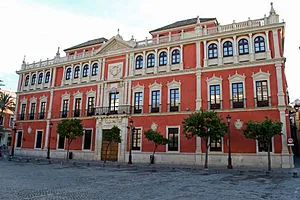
[0,0,299,101]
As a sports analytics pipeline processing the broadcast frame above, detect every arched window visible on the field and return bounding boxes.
[74,66,80,79]
[223,41,233,57]
[25,75,29,86]
[66,68,72,80]
[135,55,143,69]
[31,74,36,85]
[83,64,89,77]
[254,36,265,53]
[91,63,98,76]
[159,51,167,66]
[238,39,249,55]
[45,71,50,83]
[208,43,218,59]
[147,53,155,67]
[38,73,43,84]
[172,49,180,64]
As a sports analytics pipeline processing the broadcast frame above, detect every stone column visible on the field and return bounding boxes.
[265,31,271,59]
[51,67,56,88]
[180,44,183,64]
[196,41,200,68]
[125,54,129,77]
[129,53,134,76]
[203,40,207,67]
[143,51,146,75]
[196,71,202,110]
[272,29,281,58]
[101,58,106,81]
[167,47,170,72]
[275,62,285,106]
[233,35,238,63]
[154,49,158,74]
[218,38,223,66]
[249,33,254,61]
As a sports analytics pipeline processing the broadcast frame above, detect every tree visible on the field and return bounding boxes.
[56,119,84,160]
[182,109,227,168]
[0,92,15,141]
[102,126,121,163]
[144,129,169,164]
[243,117,282,171]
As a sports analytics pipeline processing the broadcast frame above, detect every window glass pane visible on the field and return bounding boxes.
[83,130,92,150]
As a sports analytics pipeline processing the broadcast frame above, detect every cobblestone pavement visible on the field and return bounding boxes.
[1,160,300,200]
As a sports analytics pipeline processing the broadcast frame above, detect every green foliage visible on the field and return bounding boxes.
[103,126,121,144]
[144,129,169,146]
[0,93,15,116]
[182,109,227,140]
[57,119,84,141]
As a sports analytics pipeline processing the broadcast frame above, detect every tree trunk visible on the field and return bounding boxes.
[151,144,158,164]
[66,140,71,161]
[267,141,271,171]
[104,142,110,164]
[204,137,209,169]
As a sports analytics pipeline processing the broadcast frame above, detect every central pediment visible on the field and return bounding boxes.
[95,35,135,55]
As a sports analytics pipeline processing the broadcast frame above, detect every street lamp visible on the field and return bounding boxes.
[128,119,134,164]
[47,121,53,159]
[226,114,233,169]
[10,121,17,156]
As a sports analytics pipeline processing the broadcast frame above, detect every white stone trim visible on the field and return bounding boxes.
[132,126,143,152]
[148,81,162,107]
[167,80,181,111]
[228,72,246,108]
[256,137,274,154]
[73,91,83,111]
[272,29,280,58]
[15,130,23,149]
[56,134,66,150]
[252,69,271,107]
[206,75,223,110]
[209,136,224,153]
[82,128,93,151]
[34,129,44,149]
[60,92,70,112]
[275,62,285,106]
[86,89,96,110]
[166,125,180,153]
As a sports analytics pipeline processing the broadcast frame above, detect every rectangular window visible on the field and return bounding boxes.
[57,134,65,149]
[134,92,143,114]
[29,103,36,120]
[9,116,14,127]
[0,116,3,126]
[109,93,119,114]
[258,140,272,152]
[87,97,95,116]
[35,131,43,149]
[256,80,269,107]
[132,128,141,150]
[169,89,179,112]
[209,85,221,109]
[151,90,160,113]
[83,129,92,150]
[39,102,46,119]
[20,104,26,120]
[74,98,81,117]
[168,128,179,151]
[16,131,23,148]
[232,83,244,108]
[62,99,69,118]
[210,138,222,152]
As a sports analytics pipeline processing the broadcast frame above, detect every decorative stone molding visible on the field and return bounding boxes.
[86,89,96,97]
[20,97,27,104]
[73,91,83,98]
[228,71,246,82]
[149,81,162,90]
[234,119,243,130]
[132,83,144,92]
[61,92,70,100]
[29,97,37,103]
[108,62,123,81]
[151,123,157,131]
[206,74,223,85]
[252,69,270,80]
[39,95,48,102]
[167,80,181,89]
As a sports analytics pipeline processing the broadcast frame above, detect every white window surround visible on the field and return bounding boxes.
[228,72,246,108]
[56,134,66,150]
[82,63,90,77]
[91,61,99,77]
[9,116,14,127]
[29,97,37,113]
[34,129,43,149]
[148,81,162,106]
[206,75,223,110]
[132,84,144,112]
[209,136,224,153]
[256,137,274,154]
[166,125,180,153]
[86,89,96,110]
[60,92,70,112]
[170,47,181,65]
[252,69,271,107]
[132,126,142,152]
[221,38,234,45]
[20,98,27,115]
[73,91,83,111]
[222,39,234,57]
[207,41,218,56]
[15,130,23,149]
[167,80,181,111]
[236,36,250,53]
[0,115,4,126]
[82,128,93,151]
[39,95,48,113]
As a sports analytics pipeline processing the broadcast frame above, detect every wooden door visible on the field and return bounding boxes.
[101,129,118,161]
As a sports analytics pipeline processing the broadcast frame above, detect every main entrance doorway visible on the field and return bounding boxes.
[101,129,119,161]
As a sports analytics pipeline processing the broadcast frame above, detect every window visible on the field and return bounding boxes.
[29,103,36,120]
[74,98,81,117]
[57,134,65,149]
[256,80,269,107]
[232,83,244,108]
[9,116,14,127]
[74,66,80,79]
[209,85,221,109]
[109,93,119,114]
[16,131,23,148]
[24,75,29,86]
[210,137,222,151]
[0,116,3,126]
[61,99,68,118]
[91,63,98,76]
[171,49,180,64]
[45,72,50,83]
[83,64,89,77]
[151,90,160,113]
[258,139,272,152]
[135,55,143,69]
[169,89,179,112]
[83,129,92,150]
[87,97,95,116]
[159,52,167,66]
[223,41,233,57]
[134,92,143,114]
[147,53,155,68]
[38,73,43,84]
[66,68,72,80]
[238,39,249,55]
[31,74,36,85]
[132,128,141,150]
[39,102,46,119]
[35,130,43,149]
[168,128,178,151]
[208,43,218,59]
[20,104,26,120]
[254,36,265,53]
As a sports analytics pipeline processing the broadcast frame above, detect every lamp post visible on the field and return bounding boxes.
[10,121,17,156]
[226,114,233,169]
[47,121,53,159]
[128,119,134,164]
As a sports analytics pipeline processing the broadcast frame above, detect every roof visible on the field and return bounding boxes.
[64,37,108,51]
[150,17,217,33]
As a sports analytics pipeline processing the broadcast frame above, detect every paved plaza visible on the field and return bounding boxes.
[1,159,300,200]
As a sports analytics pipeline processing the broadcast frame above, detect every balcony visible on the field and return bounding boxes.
[208,100,222,110]
[149,105,161,113]
[255,97,271,107]
[230,99,246,109]
[86,108,95,116]
[18,114,25,121]
[28,113,35,120]
[60,111,68,118]
[133,105,143,114]
[73,109,81,117]
[168,103,180,112]
[38,112,46,119]
[94,105,131,115]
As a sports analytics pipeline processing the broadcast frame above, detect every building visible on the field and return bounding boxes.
[14,3,294,168]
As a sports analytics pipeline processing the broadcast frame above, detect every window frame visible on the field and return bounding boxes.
[171,49,180,64]
[252,70,271,108]
[45,71,50,83]
[66,68,72,80]
[166,126,180,152]
[134,92,143,114]
[38,73,43,84]
[159,51,167,66]
[135,55,143,69]
[147,53,155,68]
[31,74,36,85]
[210,137,223,152]
[82,128,93,151]
[208,43,218,59]
[109,92,119,114]
[74,66,80,79]
[256,138,274,153]
[238,38,249,55]
[223,41,233,57]
[254,36,265,53]
[91,63,98,76]
[24,75,30,86]
[132,127,142,151]
[16,130,23,148]
[57,134,65,150]
[231,82,244,108]
[34,130,43,149]
[82,64,89,77]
